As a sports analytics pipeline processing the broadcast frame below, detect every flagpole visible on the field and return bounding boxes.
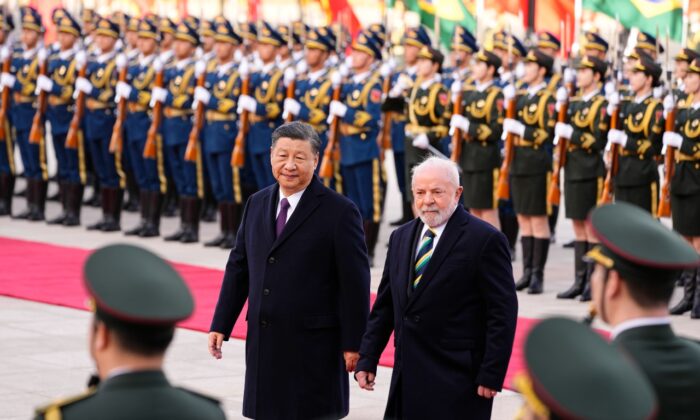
[682,0,689,46]
[476,0,484,45]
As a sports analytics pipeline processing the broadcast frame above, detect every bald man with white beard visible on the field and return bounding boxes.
[355,157,518,420]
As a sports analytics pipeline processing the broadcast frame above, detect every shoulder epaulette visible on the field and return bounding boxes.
[35,389,96,418]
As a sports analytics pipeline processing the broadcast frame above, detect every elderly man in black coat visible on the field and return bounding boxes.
[355,156,518,420]
[209,122,371,419]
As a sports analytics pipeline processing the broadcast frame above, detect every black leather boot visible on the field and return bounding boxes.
[515,236,534,291]
[164,198,187,241]
[13,178,35,219]
[557,241,587,299]
[124,191,148,236]
[100,187,123,232]
[204,202,227,247]
[63,182,83,226]
[670,269,697,315]
[47,181,68,224]
[28,180,47,221]
[179,197,200,243]
[139,191,161,238]
[0,172,14,216]
[580,243,596,302]
[220,202,238,249]
[528,238,550,295]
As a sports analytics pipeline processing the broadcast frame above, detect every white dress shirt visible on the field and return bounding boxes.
[610,316,671,339]
[276,188,306,223]
[415,222,447,256]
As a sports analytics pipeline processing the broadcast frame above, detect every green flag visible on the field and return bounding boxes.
[402,0,476,49]
[582,0,683,42]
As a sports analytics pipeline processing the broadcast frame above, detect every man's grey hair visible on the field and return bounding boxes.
[271,121,322,154]
[411,156,460,188]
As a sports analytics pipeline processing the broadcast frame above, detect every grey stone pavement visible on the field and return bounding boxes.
[1,151,698,419]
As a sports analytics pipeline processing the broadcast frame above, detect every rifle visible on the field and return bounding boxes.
[231,59,250,168]
[29,49,49,145]
[65,52,88,150]
[319,72,342,179]
[496,26,515,200]
[449,87,463,163]
[284,22,296,123]
[657,31,674,218]
[0,48,10,142]
[185,60,207,162]
[109,54,128,154]
[600,19,624,205]
[143,59,164,159]
[547,20,571,206]
[378,14,394,154]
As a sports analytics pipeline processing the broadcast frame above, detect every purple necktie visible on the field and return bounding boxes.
[276,198,290,237]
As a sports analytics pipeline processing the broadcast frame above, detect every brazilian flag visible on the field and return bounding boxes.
[401,0,476,49]
[582,0,683,42]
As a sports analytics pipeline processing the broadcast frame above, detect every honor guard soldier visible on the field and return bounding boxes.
[193,19,246,249]
[3,7,46,221]
[492,32,526,88]
[327,30,384,264]
[291,22,308,63]
[76,17,124,231]
[0,10,15,216]
[49,8,68,54]
[197,19,216,63]
[240,22,258,57]
[158,17,176,65]
[582,31,608,60]
[282,27,334,174]
[670,48,699,101]
[502,49,557,295]
[123,16,140,61]
[555,56,610,301]
[150,21,202,243]
[662,57,700,319]
[236,21,285,190]
[585,202,700,418]
[81,9,99,54]
[276,23,300,70]
[633,31,662,62]
[383,25,431,226]
[34,244,226,420]
[444,25,477,89]
[606,56,664,213]
[516,317,657,420]
[37,13,85,226]
[116,18,165,238]
[449,49,504,229]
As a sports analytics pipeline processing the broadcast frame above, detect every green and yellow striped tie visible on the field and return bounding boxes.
[413,229,436,289]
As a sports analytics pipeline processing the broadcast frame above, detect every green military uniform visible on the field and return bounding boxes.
[516,317,657,420]
[585,202,700,420]
[670,92,700,237]
[404,46,450,202]
[34,244,226,420]
[613,59,664,214]
[454,50,503,210]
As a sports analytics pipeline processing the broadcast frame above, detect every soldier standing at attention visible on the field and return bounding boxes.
[449,49,504,229]
[327,30,384,265]
[236,22,285,190]
[606,56,664,213]
[555,56,610,301]
[4,7,46,221]
[0,10,13,216]
[663,57,700,319]
[502,49,556,295]
[34,244,226,420]
[38,13,84,226]
[151,22,202,243]
[117,18,165,238]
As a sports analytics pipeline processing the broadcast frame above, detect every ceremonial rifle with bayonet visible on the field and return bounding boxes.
[496,26,517,200]
[658,29,675,218]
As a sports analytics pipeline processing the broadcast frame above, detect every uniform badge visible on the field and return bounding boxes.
[635,112,643,121]
[262,81,269,89]
[438,92,448,106]
[529,103,537,113]
[600,107,606,119]
[420,96,428,105]
[218,80,226,90]
[370,88,382,103]
[547,103,555,117]
[310,88,318,96]
[693,120,699,127]
[476,99,485,108]
[352,90,360,99]
[22,64,29,74]
[174,75,182,86]
[496,99,504,113]
[582,108,589,116]
[97,68,104,78]
[59,65,66,76]
[655,110,662,122]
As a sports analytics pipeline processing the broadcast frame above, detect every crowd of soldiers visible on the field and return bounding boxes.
[0,6,698,318]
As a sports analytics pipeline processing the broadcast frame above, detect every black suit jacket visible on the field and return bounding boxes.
[210,176,371,420]
[614,325,700,420]
[356,206,518,420]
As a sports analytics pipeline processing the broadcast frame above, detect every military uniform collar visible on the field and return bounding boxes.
[611,316,671,339]
[21,45,37,59]
[352,70,371,84]
[633,92,652,103]
[277,57,291,69]
[308,68,326,83]
[406,65,418,76]
[217,60,235,76]
[139,53,155,66]
[261,61,276,74]
[58,46,77,60]
[527,81,546,96]
[419,73,441,89]
[96,50,116,63]
[159,49,174,63]
[100,370,169,391]
[581,88,600,102]
[475,79,494,92]
[175,57,192,69]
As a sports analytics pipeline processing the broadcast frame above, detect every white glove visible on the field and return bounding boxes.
[283,98,301,118]
[389,75,411,98]
[115,81,132,102]
[0,46,10,61]
[194,60,207,78]
[75,77,93,95]
[379,62,393,78]
[412,133,430,149]
[502,118,525,137]
[555,86,568,103]
[193,86,211,106]
[554,122,573,140]
[514,62,525,80]
[449,114,470,136]
[149,86,167,107]
[152,57,164,73]
[563,68,575,84]
[607,129,628,146]
[344,55,353,69]
[663,94,674,112]
[295,60,307,75]
[237,94,257,114]
[1,72,15,88]
[238,59,250,79]
[502,84,516,101]
[37,48,48,63]
[330,70,342,88]
[653,86,663,99]
[234,49,244,64]
[606,91,620,115]
[604,81,616,97]
[115,53,128,70]
[329,100,347,118]
[36,74,54,93]
[662,131,682,149]
[75,50,87,71]
[283,67,296,87]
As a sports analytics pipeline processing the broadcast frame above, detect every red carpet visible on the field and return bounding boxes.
[0,236,539,390]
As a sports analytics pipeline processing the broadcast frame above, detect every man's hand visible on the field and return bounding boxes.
[355,371,376,391]
[343,351,359,372]
[477,385,499,399]
[208,332,224,359]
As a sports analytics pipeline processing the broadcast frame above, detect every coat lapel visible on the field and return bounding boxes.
[395,220,422,310]
[269,177,324,254]
[262,185,278,247]
[406,207,470,310]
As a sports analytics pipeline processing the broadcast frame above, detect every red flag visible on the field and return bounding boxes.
[321,0,361,38]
